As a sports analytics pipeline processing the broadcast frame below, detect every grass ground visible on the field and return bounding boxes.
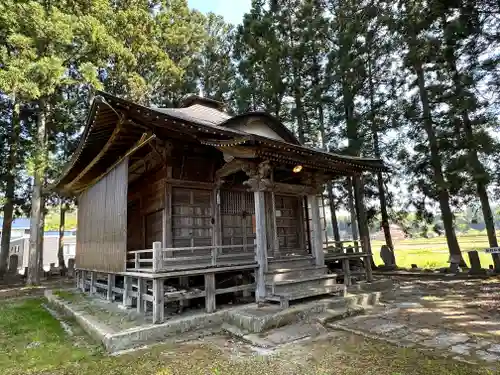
[0,298,495,375]
[368,235,496,269]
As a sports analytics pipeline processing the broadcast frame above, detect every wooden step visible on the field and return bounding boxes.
[267,274,338,295]
[265,265,328,283]
[267,256,315,271]
[266,284,346,308]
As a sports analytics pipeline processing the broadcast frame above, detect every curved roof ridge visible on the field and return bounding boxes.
[220,112,301,145]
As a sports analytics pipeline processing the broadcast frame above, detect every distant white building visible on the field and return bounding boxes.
[7,231,76,274]
[0,217,31,240]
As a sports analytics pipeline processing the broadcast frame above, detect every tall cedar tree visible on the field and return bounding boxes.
[395,0,463,262]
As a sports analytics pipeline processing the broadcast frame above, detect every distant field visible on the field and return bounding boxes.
[370,235,496,269]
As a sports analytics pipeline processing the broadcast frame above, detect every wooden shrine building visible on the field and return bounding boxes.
[55,92,386,323]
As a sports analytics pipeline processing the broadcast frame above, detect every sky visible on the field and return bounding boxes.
[187,0,251,25]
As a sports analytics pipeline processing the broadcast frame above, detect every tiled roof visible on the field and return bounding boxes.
[154,104,231,126]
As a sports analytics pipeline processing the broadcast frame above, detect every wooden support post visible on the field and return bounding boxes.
[135,252,140,270]
[152,279,165,324]
[89,271,96,295]
[342,258,352,286]
[152,241,162,272]
[205,273,216,313]
[270,192,279,256]
[81,270,86,292]
[254,190,268,301]
[164,178,173,258]
[308,194,325,267]
[75,270,80,290]
[107,274,114,301]
[242,273,251,298]
[136,277,145,313]
[211,186,221,267]
[364,255,373,282]
[179,276,190,311]
[212,186,221,260]
[123,276,132,307]
[211,248,217,265]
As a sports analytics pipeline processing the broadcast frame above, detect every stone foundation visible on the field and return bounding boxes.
[45,278,393,353]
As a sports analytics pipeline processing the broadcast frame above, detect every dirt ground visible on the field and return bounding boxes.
[3,275,500,374]
[329,276,500,367]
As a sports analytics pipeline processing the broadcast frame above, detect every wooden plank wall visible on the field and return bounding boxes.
[76,158,128,272]
[127,168,166,251]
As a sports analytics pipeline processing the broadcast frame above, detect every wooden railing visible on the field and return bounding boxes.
[322,240,373,284]
[323,240,363,253]
[127,243,257,272]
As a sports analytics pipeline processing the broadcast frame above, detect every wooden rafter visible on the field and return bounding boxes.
[74,133,156,193]
[66,122,123,189]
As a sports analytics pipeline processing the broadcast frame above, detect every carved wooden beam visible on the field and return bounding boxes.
[215,158,247,180]
[271,182,322,196]
[243,160,273,191]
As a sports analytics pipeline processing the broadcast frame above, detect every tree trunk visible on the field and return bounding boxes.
[368,56,394,253]
[38,199,45,275]
[27,101,47,286]
[327,183,341,243]
[58,200,67,275]
[0,100,20,277]
[442,16,500,270]
[413,59,463,263]
[347,177,359,244]
[317,101,341,245]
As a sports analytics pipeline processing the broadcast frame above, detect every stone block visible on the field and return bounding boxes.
[380,245,395,267]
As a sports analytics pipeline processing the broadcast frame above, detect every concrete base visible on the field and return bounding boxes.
[225,291,380,334]
[44,279,393,353]
[45,289,226,353]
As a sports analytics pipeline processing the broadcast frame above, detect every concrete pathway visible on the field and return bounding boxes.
[329,277,500,366]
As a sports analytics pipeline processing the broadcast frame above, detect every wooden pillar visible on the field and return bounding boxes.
[308,194,325,266]
[152,278,165,323]
[152,241,162,272]
[123,276,132,307]
[89,271,96,295]
[270,192,279,257]
[75,270,80,290]
[205,273,216,313]
[212,185,222,262]
[136,277,145,313]
[353,175,373,282]
[107,274,114,301]
[163,175,173,258]
[342,258,352,286]
[80,270,86,292]
[254,190,268,301]
[179,276,190,311]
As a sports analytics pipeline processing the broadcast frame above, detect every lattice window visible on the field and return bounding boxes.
[220,191,254,215]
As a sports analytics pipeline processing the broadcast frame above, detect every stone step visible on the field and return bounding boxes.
[267,256,315,271]
[267,274,339,295]
[265,265,328,283]
[266,284,346,308]
[313,305,365,325]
